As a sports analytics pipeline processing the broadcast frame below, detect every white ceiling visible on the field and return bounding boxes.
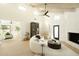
[29,3,79,12]
[0,3,79,12]
[0,3,79,20]
[30,3,79,9]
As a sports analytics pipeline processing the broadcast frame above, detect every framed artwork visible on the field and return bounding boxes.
[53,25,59,40]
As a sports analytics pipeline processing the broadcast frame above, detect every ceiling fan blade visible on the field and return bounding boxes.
[44,11,48,15]
[46,15,50,17]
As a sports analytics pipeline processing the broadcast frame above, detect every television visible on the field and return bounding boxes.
[68,32,79,44]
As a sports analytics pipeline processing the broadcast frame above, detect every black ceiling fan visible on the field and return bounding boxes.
[43,3,50,17]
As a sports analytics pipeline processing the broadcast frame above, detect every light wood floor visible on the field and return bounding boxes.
[0,39,34,56]
[0,39,79,56]
[62,41,79,54]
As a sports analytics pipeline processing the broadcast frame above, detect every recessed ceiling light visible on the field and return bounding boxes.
[18,6,26,12]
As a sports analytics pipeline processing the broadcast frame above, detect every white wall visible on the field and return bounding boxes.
[47,12,65,40]
[0,4,65,40]
[58,9,79,49]
[0,4,48,40]
[0,4,79,41]
[62,9,79,41]
[47,9,79,42]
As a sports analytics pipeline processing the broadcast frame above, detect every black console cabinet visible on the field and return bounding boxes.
[30,22,39,37]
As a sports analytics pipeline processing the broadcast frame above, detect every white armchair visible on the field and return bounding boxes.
[29,35,43,54]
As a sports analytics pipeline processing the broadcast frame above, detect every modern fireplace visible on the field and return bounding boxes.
[68,32,79,44]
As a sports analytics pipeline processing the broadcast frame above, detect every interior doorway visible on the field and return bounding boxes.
[0,19,21,40]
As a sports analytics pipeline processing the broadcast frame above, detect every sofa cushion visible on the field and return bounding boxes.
[35,35,41,39]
